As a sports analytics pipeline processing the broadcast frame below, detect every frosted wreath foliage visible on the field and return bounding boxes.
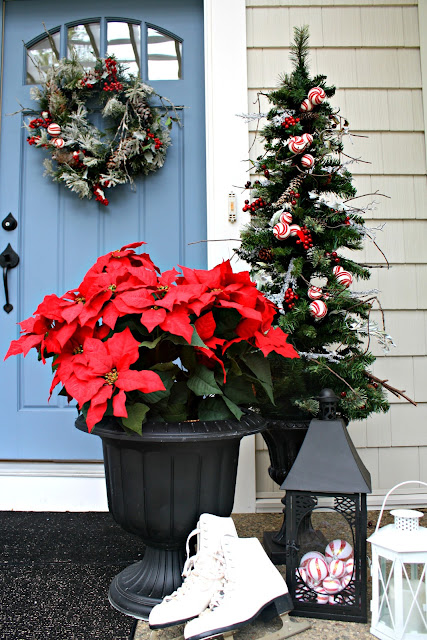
[25,56,177,205]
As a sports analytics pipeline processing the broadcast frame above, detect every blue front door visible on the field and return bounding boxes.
[0,0,206,460]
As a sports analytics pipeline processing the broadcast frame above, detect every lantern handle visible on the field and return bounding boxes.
[375,480,427,533]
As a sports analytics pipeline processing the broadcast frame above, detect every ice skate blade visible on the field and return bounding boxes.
[150,629,185,640]
[216,614,310,640]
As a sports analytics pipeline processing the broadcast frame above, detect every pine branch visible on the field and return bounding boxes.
[364,372,417,406]
[289,25,310,72]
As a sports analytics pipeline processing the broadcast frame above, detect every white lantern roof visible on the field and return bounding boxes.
[368,509,427,553]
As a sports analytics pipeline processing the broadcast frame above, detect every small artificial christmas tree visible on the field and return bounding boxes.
[236,26,396,422]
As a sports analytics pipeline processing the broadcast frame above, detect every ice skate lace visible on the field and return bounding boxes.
[163,527,226,602]
[203,541,236,613]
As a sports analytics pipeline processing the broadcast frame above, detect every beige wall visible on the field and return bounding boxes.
[246,0,427,507]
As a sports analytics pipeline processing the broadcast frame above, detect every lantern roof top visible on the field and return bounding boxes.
[281,417,372,494]
[368,523,427,552]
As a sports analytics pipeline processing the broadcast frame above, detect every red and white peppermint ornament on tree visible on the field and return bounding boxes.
[332,265,343,276]
[309,299,327,319]
[273,222,290,240]
[288,136,309,154]
[289,224,301,236]
[300,98,313,112]
[47,123,61,137]
[308,286,323,300]
[279,211,293,224]
[308,86,326,105]
[335,270,353,287]
[302,132,313,146]
[301,153,315,168]
[53,137,65,149]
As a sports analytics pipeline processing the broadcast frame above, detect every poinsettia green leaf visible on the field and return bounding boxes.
[139,370,173,404]
[122,403,150,435]
[169,381,189,404]
[241,352,274,403]
[222,396,244,421]
[222,376,256,405]
[198,397,234,421]
[140,335,163,349]
[162,403,188,422]
[151,362,180,372]
[180,346,197,373]
[188,365,223,397]
[165,326,206,348]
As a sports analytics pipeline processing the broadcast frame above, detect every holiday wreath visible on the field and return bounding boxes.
[25,56,178,205]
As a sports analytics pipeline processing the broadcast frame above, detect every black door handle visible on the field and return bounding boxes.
[0,243,19,313]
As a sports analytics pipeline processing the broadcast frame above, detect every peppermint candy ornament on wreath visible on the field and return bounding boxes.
[308,86,326,105]
[309,299,327,319]
[47,123,61,137]
[273,222,290,240]
[301,154,315,169]
[333,265,343,276]
[53,138,65,149]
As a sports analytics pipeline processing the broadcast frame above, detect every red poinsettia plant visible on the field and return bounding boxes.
[6,242,298,434]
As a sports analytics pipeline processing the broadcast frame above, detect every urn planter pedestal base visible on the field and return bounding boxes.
[76,413,265,620]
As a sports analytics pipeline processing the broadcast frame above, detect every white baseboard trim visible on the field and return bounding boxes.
[0,462,108,511]
[256,491,427,513]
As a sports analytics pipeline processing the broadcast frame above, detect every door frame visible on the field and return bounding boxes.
[0,0,256,512]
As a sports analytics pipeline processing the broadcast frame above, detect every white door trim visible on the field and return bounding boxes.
[2,0,254,513]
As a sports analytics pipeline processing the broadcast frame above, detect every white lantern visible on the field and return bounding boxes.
[368,481,427,640]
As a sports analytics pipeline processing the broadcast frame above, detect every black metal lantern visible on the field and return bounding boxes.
[281,389,371,623]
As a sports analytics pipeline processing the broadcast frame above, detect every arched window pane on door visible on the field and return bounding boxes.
[147,27,182,80]
[67,23,100,70]
[107,21,140,78]
[26,30,60,84]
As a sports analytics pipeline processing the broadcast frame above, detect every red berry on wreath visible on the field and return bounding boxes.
[341,391,347,398]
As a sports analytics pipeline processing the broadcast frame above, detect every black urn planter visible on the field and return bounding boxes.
[75,412,265,620]
[261,418,311,564]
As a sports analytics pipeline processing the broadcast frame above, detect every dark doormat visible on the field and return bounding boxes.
[0,512,144,640]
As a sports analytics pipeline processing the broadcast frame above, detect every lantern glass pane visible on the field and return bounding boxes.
[295,506,355,607]
[378,557,394,629]
[402,562,427,634]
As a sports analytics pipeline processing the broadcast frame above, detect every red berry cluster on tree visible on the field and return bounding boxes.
[281,115,300,129]
[289,189,301,206]
[284,287,299,309]
[242,197,266,214]
[296,225,313,250]
[326,250,340,264]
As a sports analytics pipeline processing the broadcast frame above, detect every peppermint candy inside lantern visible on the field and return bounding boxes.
[325,539,354,562]
[273,222,290,240]
[301,154,315,169]
[309,299,327,319]
[47,123,61,137]
[308,86,326,105]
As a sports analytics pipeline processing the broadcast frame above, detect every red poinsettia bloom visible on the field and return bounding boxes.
[65,327,165,431]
